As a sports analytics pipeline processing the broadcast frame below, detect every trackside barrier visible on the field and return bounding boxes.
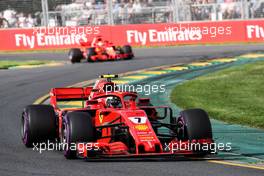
[0,20,264,51]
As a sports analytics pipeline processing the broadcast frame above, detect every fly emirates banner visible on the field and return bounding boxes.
[0,20,263,51]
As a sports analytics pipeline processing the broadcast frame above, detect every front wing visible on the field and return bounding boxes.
[76,139,213,159]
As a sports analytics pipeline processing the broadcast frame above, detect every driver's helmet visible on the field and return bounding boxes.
[97,41,104,47]
[105,96,122,108]
[96,36,102,42]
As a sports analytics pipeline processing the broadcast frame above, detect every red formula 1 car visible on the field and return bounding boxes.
[68,36,134,63]
[21,75,213,159]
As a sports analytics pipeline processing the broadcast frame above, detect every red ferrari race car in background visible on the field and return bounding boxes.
[21,75,213,159]
[68,36,134,63]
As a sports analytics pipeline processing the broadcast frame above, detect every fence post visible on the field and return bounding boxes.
[107,0,114,25]
[171,0,179,22]
[242,0,249,19]
[41,0,49,27]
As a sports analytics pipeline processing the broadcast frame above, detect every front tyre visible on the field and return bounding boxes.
[86,47,96,62]
[68,48,83,63]
[122,45,133,60]
[63,111,95,159]
[177,109,213,155]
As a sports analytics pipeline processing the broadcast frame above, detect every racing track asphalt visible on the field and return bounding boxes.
[0,44,264,176]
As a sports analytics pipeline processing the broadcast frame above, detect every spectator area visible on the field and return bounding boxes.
[0,0,263,28]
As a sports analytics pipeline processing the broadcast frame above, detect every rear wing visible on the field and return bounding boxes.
[50,87,93,109]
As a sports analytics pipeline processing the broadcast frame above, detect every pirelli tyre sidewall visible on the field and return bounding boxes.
[122,45,133,60]
[63,111,95,159]
[21,105,57,147]
[86,47,97,62]
[178,108,212,140]
[177,108,213,155]
[68,48,83,63]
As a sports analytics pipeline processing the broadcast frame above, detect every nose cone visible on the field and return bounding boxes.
[138,142,162,153]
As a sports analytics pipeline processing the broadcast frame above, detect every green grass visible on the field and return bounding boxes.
[0,60,51,69]
[171,61,264,129]
[0,49,67,54]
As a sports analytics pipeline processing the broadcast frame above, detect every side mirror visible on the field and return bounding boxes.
[100,110,110,116]
[86,100,98,105]
[138,98,150,106]
[91,89,99,92]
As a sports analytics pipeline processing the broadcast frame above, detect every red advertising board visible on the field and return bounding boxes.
[0,20,264,51]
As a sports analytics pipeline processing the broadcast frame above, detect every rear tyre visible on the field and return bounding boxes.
[21,105,57,148]
[68,48,83,63]
[122,45,133,60]
[177,109,212,155]
[86,47,96,62]
[63,111,95,159]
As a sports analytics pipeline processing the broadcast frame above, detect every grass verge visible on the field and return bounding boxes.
[171,61,264,129]
[0,60,51,69]
[0,49,67,54]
